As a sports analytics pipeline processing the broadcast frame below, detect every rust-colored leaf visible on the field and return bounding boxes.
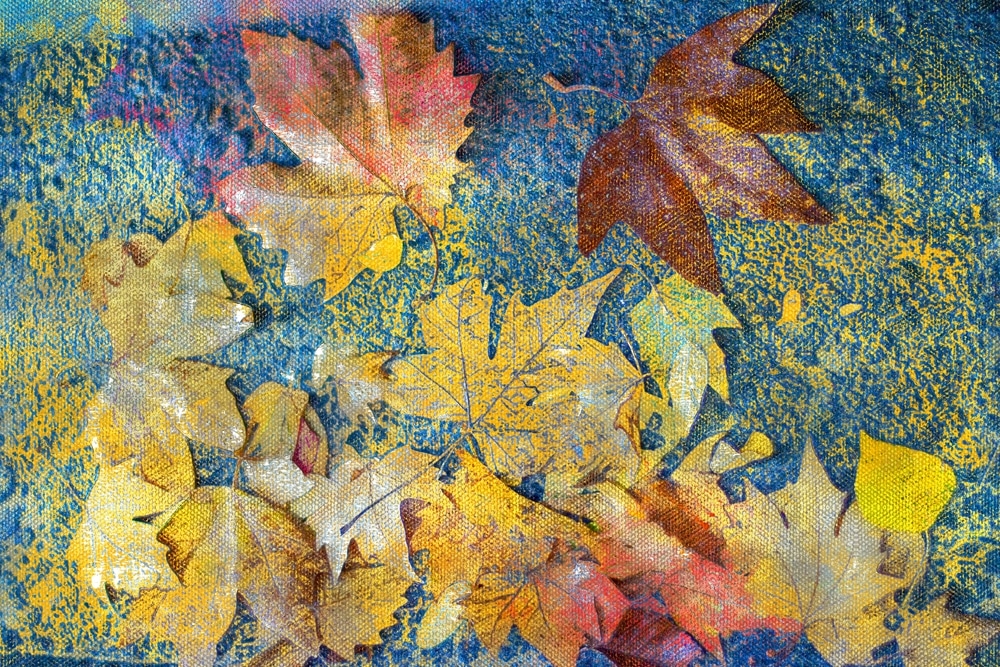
[576,4,831,293]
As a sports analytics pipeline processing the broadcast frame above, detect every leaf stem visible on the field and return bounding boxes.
[541,73,635,105]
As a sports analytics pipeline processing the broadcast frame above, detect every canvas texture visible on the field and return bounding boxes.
[1,1,999,666]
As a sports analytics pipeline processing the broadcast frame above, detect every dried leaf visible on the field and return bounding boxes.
[217,14,478,297]
[855,431,956,533]
[384,271,644,492]
[577,5,831,293]
[67,459,182,594]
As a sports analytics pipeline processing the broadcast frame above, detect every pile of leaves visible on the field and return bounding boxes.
[49,6,1000,667]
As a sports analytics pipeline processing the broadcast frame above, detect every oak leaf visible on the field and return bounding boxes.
[410,451,626,667]
[124,487,323,667]
[575,4,831,294]
[78,213,251,491]
[723,441,923,666]
[217,13,478,298]
[382,271,644,492]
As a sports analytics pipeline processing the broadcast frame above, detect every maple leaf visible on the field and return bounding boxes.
[572,4,831,294]
[124,487,323,667]
[382,270,644,492]
[67,459,182,595]
[217,13,479,298]
[82,211,253,366]
[78,213,251,491]
[722,440,924,666]
[410,451,627,667]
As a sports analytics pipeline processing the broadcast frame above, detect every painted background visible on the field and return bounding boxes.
[1,0,1000,664]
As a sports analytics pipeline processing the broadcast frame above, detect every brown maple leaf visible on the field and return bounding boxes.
[569,4,831,294]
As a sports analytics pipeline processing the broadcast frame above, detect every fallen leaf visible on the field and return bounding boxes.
[238,381,329,497]
[575,5,831,293]
[67,459,182,594]
[630,274,739,426]
[124,487,323,666]
[383,271,644,492]
[552,475,790,657]
[598,607,707,667]
[416,581,470,649]
[78,215,251,491]
[217,13,479,298]
[234,381,433,583]
[855,430,957,533]
[778,287,803,325]
[82,212,252,367]
[723,441,924,666]
[410,451,626,667]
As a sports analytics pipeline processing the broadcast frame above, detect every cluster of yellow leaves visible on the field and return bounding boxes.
[69,212,252,597]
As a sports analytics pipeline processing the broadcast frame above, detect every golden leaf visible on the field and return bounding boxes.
[384,270,644,492]
[630,274,739,439]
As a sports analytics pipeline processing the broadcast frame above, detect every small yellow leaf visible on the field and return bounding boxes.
[839,303,862,317]
[855,431,957,533]
[777,288,801,325]
[358,233,403,273]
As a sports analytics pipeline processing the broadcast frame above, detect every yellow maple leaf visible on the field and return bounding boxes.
[723,441,924,666]
[383,270,644,492]
[217,13,479,298]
